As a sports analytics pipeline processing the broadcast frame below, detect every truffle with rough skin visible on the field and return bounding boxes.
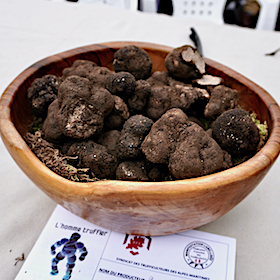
[212,108,260,157]
[88,66,113,88]
[96,130,121,158]
[204,85,239,120]
[171,84,210,110]
[127,80,151,115]
[169,126,232,179]
[141,108,189,164]
[61,60,97,80]
[90,86,116,116]
[115,160,149,181]
[146,71,170,87]
[141,108,232,179]
[57,99,104,139]
[117,115,154,160]
[56,75,114,139]
[165,45,205,82]
[57,75,91,105]
[104,95,130,130]
[42,99,66,143]
[105,71,136,99]
[146,86,172,120]
[113,45,153,80]
[67,140,118,179]
[145,84,209,121]
[27,74,60,117]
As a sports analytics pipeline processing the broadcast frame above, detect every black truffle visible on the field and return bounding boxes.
[165,45,205,82]
[27,74,60,117]
[212,108,260,157]
[105,71,136,99]
[113,45,153,80]
[67,140,117,179]
[117,115,154,160]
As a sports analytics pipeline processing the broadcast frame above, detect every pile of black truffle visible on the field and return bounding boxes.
[26,45,262,181]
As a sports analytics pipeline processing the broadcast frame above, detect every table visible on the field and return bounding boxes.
[1,0,280,279]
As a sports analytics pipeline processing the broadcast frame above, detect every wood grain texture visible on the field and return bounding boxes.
[1,42,280,236]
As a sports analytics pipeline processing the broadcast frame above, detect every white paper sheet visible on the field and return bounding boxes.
[15,205,236,280]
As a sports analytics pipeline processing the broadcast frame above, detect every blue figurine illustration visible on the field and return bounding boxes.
[50,232,88,280]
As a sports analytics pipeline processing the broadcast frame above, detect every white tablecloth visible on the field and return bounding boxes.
[1,0,280,279]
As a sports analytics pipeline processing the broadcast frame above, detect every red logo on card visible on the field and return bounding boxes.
[123,235,152,255]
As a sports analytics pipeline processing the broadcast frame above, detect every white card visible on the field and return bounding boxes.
[15,205,236,280]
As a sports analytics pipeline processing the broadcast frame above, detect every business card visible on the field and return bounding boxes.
[15,205,236,280]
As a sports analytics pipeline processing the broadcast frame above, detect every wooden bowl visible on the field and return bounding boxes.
[1,42,280,236]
